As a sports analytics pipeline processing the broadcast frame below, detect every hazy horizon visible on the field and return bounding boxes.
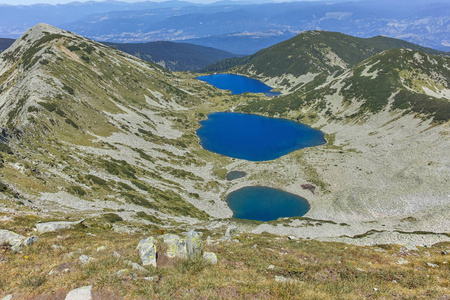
[0,0,344,5]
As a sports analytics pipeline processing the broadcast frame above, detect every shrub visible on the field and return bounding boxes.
[103,213,123,223]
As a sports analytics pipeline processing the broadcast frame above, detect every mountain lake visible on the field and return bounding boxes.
[227,186,310,221]
[196,112,326,161]
[197,74,281,96]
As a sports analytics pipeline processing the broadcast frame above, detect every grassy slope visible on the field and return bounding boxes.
[0,214,449,299]
[201,31,448,77]
[103,41,240,72]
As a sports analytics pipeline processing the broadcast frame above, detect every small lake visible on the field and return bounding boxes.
[197,74,281,96]
[197,112,326,161]
[227,186,310,221]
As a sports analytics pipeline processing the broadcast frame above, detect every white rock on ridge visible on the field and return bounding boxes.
[35,219,85,233]
[65,285,92,300]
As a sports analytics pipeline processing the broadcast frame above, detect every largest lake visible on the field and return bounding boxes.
[197,112,326,161]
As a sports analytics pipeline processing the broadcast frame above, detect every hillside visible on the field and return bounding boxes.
[202,31,448,92]
[239,48,450,122]
[103,41,240,72]
[0,38,14,52]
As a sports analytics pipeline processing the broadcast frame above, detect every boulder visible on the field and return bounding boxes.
[23,236,40,246]
[203,252,217,264]
[185,230,203,260]
[225,225,237,239]
[79,255,95,264]
[136,237,157,267]
[0,229,25,252]
[163,234,187,259]
[65,285,92,300]
[35,219,84,233]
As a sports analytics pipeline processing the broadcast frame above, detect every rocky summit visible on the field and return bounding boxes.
[0,23,449,298]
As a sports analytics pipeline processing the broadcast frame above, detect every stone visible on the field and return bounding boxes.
[225,225,237,238]
[125,260,147,272]
[203,252,217,264]
[163,234,187,259]
[65,285,92,300]
[113,251,121,258]
[23,236,40,246]
[288,236,297,240]
[0,229,25,252]
[275,276,297,283]
[96,246,106,252]
[36,219,84,233]
[79,255,95,264]
[116,269,129,277]
[427,262,439,268]
[267,265,275,270]
[136,237,157,267]
[2,295,12,300]
[185,230,203,260]
[142,276,157,281]
[396,258,409,265]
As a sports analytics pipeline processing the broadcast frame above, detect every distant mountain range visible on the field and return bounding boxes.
[0,38,14,52]
[103,41,240,71]
[0,0,449,54]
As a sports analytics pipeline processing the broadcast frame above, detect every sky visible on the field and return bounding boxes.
[0,0,305,4]
[1,0,327,5]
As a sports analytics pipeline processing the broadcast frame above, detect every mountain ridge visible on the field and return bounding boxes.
[103,40,240,71]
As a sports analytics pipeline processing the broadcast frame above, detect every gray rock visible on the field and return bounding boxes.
[136,237,157,267]
[65,285,92,300]
[23,236,40,246]
[427,262,439,268]
[96,246,106,252]
[2,295,12,300]
[79,255,95,264]
[36,219,84,233]
[275,276,298,283]
[396,258,409,265]
[225,225,237,238]
[125,260,147,272]
[142,276,157,281]
[185,230,203,260]
[288,236,297,240]
[0,229,25,252]
[113,251,121,258]
[267,265,275,270]
[116,269,129,277]
[163,234,187,259]
[203,252,217,264]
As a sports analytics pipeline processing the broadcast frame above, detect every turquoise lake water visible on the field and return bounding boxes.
[196,112,326,161]
[197,74,280,96]
[227,186,310,221]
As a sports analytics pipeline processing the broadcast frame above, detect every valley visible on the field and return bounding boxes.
[0,24,448,250]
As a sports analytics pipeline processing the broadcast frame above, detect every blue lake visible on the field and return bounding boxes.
[196,112,326,161]
[227,186,310,221]
[197,74,281,96]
